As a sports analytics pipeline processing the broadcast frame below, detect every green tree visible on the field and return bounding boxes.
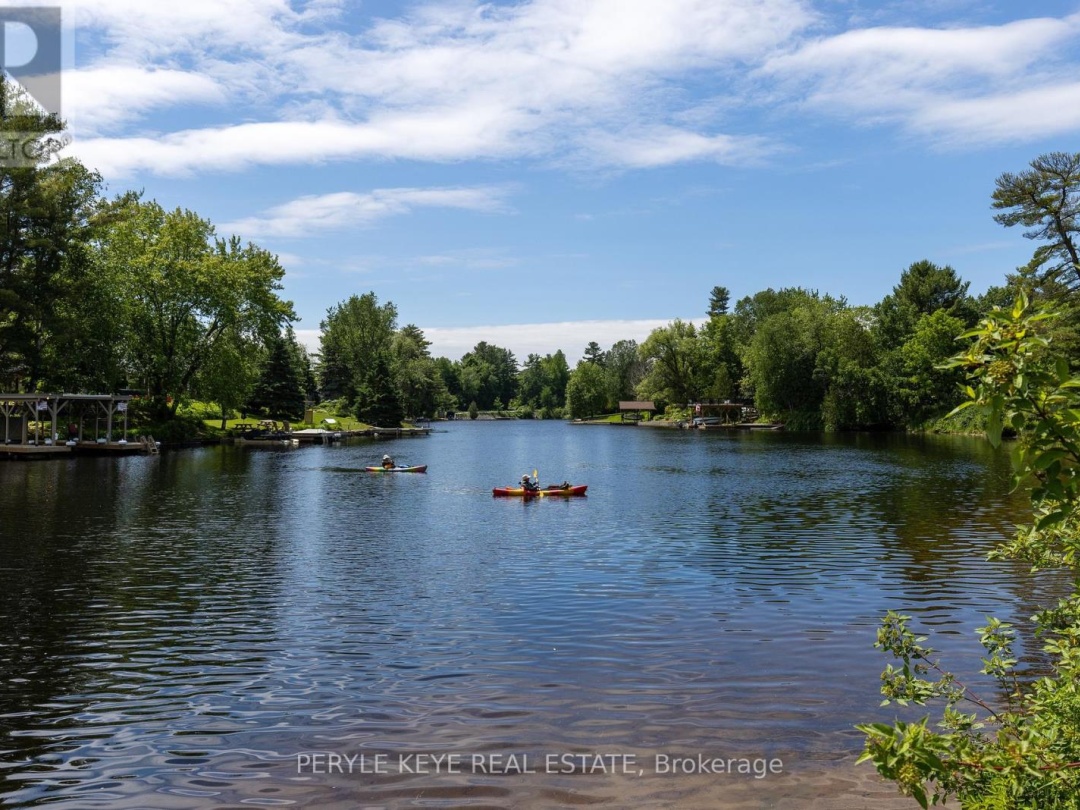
[356,351,403,427]
[565,361,607,419]
[392,324,448,419]
[893,310,967,424]
[992,151,1080,292]
[604,339,645,410]
[0,78,108,391]
[516,353,545,409]
[459,342,517,410]
[698,315,741,401]
[433,356,463,412]
[815,308,889,430]
[248,327,306,420]
[707,285,731,317]
[875,260,974,352]
[860,295,1080,808]
[741,291,845,420]
[318,292,397,408]
[730,287,827,349]
[582,341,605,365]
[195,327,261,429]
[637,320,701,407]
[101,198,294,417]
[975,283,1015,316]
[539,350,570,415]
[294,341,319,405]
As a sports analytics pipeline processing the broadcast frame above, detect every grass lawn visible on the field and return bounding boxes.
[577,413,631,423]
[180,402,373,433]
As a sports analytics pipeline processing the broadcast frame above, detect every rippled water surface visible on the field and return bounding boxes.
[0,424,1046,807]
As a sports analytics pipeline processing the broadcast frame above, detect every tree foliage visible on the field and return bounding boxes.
[195,326,261,428]
[604,339,646,410]
[318,292,398,407]
[707,285,730,317]
[458,341,518,411]
[247,327,307,420]
[100,198,294,416]
[859,295,1080,809]
[637,319,701,407]
[0,78,107,391]
[565,360,607,419]
[392,324,450,419]
[992,152,1080,292]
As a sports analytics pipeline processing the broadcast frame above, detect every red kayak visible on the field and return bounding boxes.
[492,484,587,497]
[365,465,427,473]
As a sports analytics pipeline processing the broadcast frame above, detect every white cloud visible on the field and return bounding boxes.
[73,0,316,60]
[294,329,321,353]
[763,13,1080,143]
[220,186,512,239]
[68,108,535,177]
[412,249,519,270]
[65,0,815,175]
[65,66,225,133]
[60,1,1080,176]
[912,83,1080,145]
[586,126,782,168]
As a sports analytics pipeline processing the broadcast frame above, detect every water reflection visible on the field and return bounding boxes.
[0,425,1051,808]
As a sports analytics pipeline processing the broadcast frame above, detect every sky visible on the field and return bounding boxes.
[14,0,1080,360]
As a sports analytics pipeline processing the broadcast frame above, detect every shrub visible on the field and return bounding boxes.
[859,294,1080,809]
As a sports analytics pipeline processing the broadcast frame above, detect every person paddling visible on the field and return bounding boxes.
[382,454,395,469]
[520,473,539,493]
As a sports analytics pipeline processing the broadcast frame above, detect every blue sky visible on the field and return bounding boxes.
[42,0,1080,359]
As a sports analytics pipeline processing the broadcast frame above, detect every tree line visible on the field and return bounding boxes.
[3,75,1078,431]
[561,150,1080,429]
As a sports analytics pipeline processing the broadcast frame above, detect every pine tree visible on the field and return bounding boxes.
[248,331,305,419]
[355,352,403,427]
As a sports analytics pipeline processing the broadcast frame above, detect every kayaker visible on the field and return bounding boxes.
[521,473,539,492]
[382,454,395,469]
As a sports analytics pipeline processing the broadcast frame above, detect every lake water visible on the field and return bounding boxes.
[0,422,1048,808]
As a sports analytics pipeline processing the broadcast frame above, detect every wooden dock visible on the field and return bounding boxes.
[230,426,431,447]
[695,422,784,431]
[1,443,71,459]
[362,426,432,437]
[1,438,159,459]
[71,439,160,454]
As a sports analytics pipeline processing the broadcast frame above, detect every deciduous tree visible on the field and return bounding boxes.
[101,198,294,417]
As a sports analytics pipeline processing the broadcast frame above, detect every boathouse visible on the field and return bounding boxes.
[618,400,656,422]
[0,393,156,458]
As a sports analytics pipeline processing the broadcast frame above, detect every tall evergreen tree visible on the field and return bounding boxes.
[582,341,605,365]
[248,329,305,420]
[356,352,403,427]
[707,285,731,317]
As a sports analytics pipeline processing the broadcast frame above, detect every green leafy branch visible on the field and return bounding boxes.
[859,294,1080,809]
